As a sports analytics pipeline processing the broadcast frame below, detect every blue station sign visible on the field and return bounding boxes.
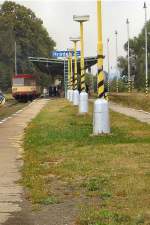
[51,50,80,58]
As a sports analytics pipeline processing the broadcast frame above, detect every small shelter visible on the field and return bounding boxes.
[29,56,102,96]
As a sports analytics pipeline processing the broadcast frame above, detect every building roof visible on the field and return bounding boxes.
[28,56,103,75]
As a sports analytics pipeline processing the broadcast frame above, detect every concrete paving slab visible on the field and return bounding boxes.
[0,99,48,224]
[109,102,150,124]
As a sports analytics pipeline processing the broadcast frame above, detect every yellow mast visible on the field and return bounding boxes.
[97,0,104,98]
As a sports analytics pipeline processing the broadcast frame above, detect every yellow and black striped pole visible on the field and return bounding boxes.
[74,41,78,90]
[80,22,86,92]
[73,15,89,112]
[73,15,89,94]
[67,50,74,90]
[67,51,74,101]
[69,38,80,90]
[70,37,80,105]
[70,39,80,90]
[67,55,71,90]
[70,52,73,90]
[93,0,110,135]
[97,0,105,98]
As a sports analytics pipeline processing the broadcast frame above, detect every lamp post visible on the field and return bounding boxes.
[107,38,110,93]
[93,0,110,135]
[15,41,18,75]
[126,19,131,93]
[70,37,80,105]
[144,2,148,96]
[115,30,119,93]
[73,15,89,113]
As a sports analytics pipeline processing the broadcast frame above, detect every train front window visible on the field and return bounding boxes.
[24,79,35,86]
[13,78,24,86]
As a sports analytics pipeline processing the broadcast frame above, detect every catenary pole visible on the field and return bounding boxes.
[144,2,148,96]
[115,31,119,93]
[107,38,110,93]
[126,19,131,93]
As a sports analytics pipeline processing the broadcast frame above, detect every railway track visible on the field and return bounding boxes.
[3,99,18,107]
[0,99,28,121]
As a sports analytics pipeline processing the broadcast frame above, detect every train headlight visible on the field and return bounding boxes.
[12,88,17,92]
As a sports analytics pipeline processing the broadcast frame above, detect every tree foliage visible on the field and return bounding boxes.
[0,1,55,91]
[118,21,150,89]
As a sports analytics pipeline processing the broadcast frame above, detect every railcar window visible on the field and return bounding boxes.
[12,78,24,86]
[24,79,36,86]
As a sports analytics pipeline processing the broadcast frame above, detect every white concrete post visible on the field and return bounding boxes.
[93,98,110,134]
[73,90,80,106]
[79,91,88,113]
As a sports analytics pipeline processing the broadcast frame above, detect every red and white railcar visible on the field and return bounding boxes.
[12,74,41,102]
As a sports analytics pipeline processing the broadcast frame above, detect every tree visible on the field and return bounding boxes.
[117,22,150,90]
[0,1,56,91]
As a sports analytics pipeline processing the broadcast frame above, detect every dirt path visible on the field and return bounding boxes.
[0,99,48,225]
[109,102,150,124]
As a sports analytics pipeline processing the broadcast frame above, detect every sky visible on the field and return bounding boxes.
[0,0,150,74]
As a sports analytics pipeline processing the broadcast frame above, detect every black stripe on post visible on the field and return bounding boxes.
[97,55,105,59]
[98,68,103,74]
[98,80,104,88]
[98,91,105,98]
[81,81,85,91]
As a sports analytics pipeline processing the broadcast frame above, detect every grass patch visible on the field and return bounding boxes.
[109,92,150,112]
[23,99,150,224]
[77,208,133,225]
[4,93,14,100]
